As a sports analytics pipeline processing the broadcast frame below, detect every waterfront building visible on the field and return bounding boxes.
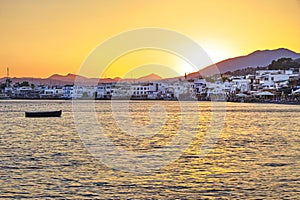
[62,85,74,99]
[131,84,150,99]
[39,86,63,99]
[96,83,114,99]
[1,66,299,102]
[73,86,96,99]
[231,77,250,93]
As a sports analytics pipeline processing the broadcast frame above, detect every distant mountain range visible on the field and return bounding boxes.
[0,73,163,86]
[1,48,300,85]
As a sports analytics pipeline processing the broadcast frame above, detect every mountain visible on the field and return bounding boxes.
[198,48,300,76]
[0,73,163,86]
[48,73,86,82]
[47,73,162,84]
[0,77,63,86]
[2,48,300,84]
[137,73,162,82]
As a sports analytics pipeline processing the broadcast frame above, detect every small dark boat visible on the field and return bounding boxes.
[25,110,62,118]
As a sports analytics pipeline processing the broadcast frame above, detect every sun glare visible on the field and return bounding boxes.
[101,49,197,79]
[200,39,235,63]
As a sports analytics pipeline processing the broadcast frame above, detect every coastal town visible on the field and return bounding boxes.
[1,69,300,103]
[1,58,300,103]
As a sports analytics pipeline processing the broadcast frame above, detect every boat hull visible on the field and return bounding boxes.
[25,110,62,118]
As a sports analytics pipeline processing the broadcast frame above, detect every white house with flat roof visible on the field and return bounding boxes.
[62,85,74,99]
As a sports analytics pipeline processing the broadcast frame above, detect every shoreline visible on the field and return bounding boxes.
[1,98,299,106]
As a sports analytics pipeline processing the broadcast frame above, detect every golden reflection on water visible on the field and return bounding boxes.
[0,100,299,199]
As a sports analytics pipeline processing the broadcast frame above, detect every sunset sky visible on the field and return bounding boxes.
[0,0,300,78]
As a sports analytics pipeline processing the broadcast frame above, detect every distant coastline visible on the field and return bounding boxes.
[1,49,300,105]
[1,98,299,106]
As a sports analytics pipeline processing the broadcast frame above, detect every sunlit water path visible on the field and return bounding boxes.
[0,100,299,199]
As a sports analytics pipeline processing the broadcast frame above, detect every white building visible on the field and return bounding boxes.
[231,77,250,93]
[96,83,114,99]
[131,84,150,98]
[256,70,293,76]
[40,86,63,98]
[73,86,96,99]
[15,86,32,95]
[193,79,207,94]
[62,85,74,99]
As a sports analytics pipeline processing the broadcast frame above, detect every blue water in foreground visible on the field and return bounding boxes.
[0,100,299,199]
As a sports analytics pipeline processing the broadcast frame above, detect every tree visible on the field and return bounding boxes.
[221,76,228,82]
[0,83,6,90]
[267,58,300,70]
[18,81,30,87]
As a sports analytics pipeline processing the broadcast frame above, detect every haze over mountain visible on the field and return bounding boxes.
[197,48,300,76]
[136,73,162,82]
[48,73,121,84]
[0,73,163,86]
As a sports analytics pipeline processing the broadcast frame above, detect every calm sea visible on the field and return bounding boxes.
[0,100,299,199]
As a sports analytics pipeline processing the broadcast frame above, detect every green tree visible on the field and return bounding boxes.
[19,81,30,87]
[268,58,299,70]
[0,83,6,90]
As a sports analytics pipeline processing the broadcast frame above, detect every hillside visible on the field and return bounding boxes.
[198,48,300,76]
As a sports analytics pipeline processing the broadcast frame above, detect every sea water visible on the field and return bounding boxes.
[0,100,299,199]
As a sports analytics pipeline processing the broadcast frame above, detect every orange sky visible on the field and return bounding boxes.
[0,0,300,78]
